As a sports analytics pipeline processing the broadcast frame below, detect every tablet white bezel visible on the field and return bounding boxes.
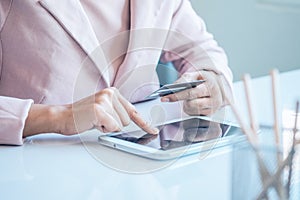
[98,117,241,160]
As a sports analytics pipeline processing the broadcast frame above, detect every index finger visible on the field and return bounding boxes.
[129,110,159,135]
[117,93,159,135]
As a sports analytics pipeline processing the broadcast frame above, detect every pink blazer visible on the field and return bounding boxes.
[0,0,232,145]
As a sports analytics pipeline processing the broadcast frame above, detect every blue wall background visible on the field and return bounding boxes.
[190,0,300,80]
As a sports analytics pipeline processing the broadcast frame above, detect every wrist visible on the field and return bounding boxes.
[47,104,71,134]
[23,104,70,137]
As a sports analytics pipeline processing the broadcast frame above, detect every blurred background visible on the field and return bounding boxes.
[190,0,300,81]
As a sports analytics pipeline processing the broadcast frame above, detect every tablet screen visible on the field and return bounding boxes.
[112,118,231,150]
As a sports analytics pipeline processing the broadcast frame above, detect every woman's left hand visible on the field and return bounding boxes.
[161,71,225,116]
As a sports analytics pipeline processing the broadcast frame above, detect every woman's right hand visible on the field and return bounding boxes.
[23,87,158,137]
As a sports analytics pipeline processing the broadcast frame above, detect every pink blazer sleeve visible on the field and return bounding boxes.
[0,96,33,145]
[160,0,233,99]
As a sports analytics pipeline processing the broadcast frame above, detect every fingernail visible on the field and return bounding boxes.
[161,97,170,102]
[152,128,159,135]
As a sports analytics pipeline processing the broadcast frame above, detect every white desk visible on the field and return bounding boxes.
[1,69,299,200]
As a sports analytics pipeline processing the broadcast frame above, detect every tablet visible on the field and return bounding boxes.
[98,117,240,160]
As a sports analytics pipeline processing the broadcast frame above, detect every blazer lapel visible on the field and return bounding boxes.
[38,0,110,87]
[114,0,166,92]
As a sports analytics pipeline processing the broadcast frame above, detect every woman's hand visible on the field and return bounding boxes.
[24,87,158,137]
[161,71,225,116]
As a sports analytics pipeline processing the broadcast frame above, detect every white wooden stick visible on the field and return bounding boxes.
[271,69,281,147]
[270,69,285,199]
[243,74,259,143]
[224,95,255,144]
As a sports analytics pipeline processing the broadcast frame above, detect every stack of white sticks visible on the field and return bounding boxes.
[225,69,299,200]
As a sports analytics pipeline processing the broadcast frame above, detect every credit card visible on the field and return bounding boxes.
[145,80,205,100]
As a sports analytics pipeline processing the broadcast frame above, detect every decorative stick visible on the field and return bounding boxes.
[224,94,256,145]
[292,101,299,148]
[242,74,259,143]
[286,101,299,198]
[270,69,285,199]
[271,69,281,148]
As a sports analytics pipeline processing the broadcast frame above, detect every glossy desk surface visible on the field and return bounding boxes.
[1,69,299,200]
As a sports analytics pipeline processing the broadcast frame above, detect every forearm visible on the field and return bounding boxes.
[160,0,232,79]
[23,104,70,137]
[23,88,159,138]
